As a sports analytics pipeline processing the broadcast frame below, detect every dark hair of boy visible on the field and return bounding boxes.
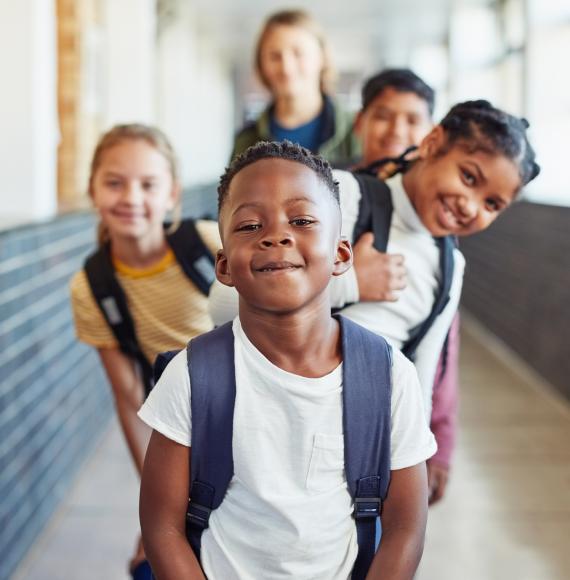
[218,140,340,213]
[361,68,435,116]
[439,100,540,187]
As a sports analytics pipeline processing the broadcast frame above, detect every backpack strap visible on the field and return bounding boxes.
[401,236,455,361]
[84,245,155,395]
[153,350,181,385]
[185,322,236,562]
[338,315,392,580]
[351,173,393,252]
[166,219,216,296]
[83,219,215,396]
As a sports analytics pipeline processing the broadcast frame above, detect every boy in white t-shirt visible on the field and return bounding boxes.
[139,141,436,579]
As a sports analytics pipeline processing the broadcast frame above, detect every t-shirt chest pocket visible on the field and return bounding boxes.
[306,433,346,493]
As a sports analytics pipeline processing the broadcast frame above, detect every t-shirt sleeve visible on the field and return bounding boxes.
[208,279,240,327]
[389,349,437,470]
[138,349,192,447]
[69,270,119,350]
[196,219,222,256]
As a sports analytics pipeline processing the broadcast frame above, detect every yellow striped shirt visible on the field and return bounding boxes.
[70,220,221,364]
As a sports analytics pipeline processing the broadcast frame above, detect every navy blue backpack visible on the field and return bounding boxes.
[154,315,392,580]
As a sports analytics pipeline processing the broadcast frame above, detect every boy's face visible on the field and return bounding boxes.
[355,87,433,166]
[217,158,352,314]
[407,126,521,237]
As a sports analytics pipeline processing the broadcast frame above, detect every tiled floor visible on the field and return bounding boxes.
[12,425,140,580]
[421,316,570,580]
[13,316,570,580]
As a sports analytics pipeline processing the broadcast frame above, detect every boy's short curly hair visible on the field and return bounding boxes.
[361,68,435,116]
[218,141,340,213]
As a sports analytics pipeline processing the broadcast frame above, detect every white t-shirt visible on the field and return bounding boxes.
[139,317,436,580]
[208,172,465,416]
[332,171,465,413]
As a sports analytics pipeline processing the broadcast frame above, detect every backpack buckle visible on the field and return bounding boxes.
[353,496,382,520]
[186,501,212,530]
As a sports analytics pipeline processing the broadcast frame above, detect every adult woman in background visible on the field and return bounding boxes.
[231,9,360,166]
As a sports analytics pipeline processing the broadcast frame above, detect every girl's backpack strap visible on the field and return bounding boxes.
[185,321,236,562]
[166,219,216,296]
[351,173,394,252]
[338,315,392,580]
[401,235,456,361]
[84,245,154,395]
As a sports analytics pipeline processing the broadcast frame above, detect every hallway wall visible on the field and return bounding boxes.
[0,184,217,579]
[0,214,112,579]
[460,201,570,401]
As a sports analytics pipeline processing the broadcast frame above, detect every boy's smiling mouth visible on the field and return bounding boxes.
[254,260,302,273]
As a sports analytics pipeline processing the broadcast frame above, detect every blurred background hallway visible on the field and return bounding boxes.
[1,0,569,578]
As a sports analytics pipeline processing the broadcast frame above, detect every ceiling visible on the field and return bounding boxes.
[189,0,454,74]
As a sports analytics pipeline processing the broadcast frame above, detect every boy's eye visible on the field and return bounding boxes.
[373,111,391,121]
[290,218,315,227]
[236,223,261,232]
[461,168,476,186]
[142,181,156,191]
[105,180,122,188]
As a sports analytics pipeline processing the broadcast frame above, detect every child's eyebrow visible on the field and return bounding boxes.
[232,197,316,216]
[102,170,159,180]
[232,201,263,216]
[465,160,486,183]
[283,196,317,206]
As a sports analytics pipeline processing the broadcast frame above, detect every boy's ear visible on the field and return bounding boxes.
[215,249,235,287]
[332,238,353,277]
[418,125,445,159]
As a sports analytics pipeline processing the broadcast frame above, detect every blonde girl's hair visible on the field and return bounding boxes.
[88,124,182,246]
[254,9,336,95]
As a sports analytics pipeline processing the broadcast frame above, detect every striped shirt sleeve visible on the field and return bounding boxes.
[69,270,119,350]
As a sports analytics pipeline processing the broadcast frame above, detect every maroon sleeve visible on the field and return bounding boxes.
[429,313,460,469]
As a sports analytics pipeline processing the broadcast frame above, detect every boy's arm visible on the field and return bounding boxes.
[140,430,205,580]
[366,463,428,580]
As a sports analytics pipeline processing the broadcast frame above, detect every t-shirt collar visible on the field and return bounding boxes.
[386,173,430,235]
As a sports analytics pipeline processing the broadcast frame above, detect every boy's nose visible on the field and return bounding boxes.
[390,116,407,138]
[260,232,293,248]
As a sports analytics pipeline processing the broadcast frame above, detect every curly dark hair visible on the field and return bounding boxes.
[440,100,540,187]
[361,68,435,115]
[218,140,340,213]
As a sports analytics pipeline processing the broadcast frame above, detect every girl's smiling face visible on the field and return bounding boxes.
[91,139,178,242]
[404,126,522,237]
